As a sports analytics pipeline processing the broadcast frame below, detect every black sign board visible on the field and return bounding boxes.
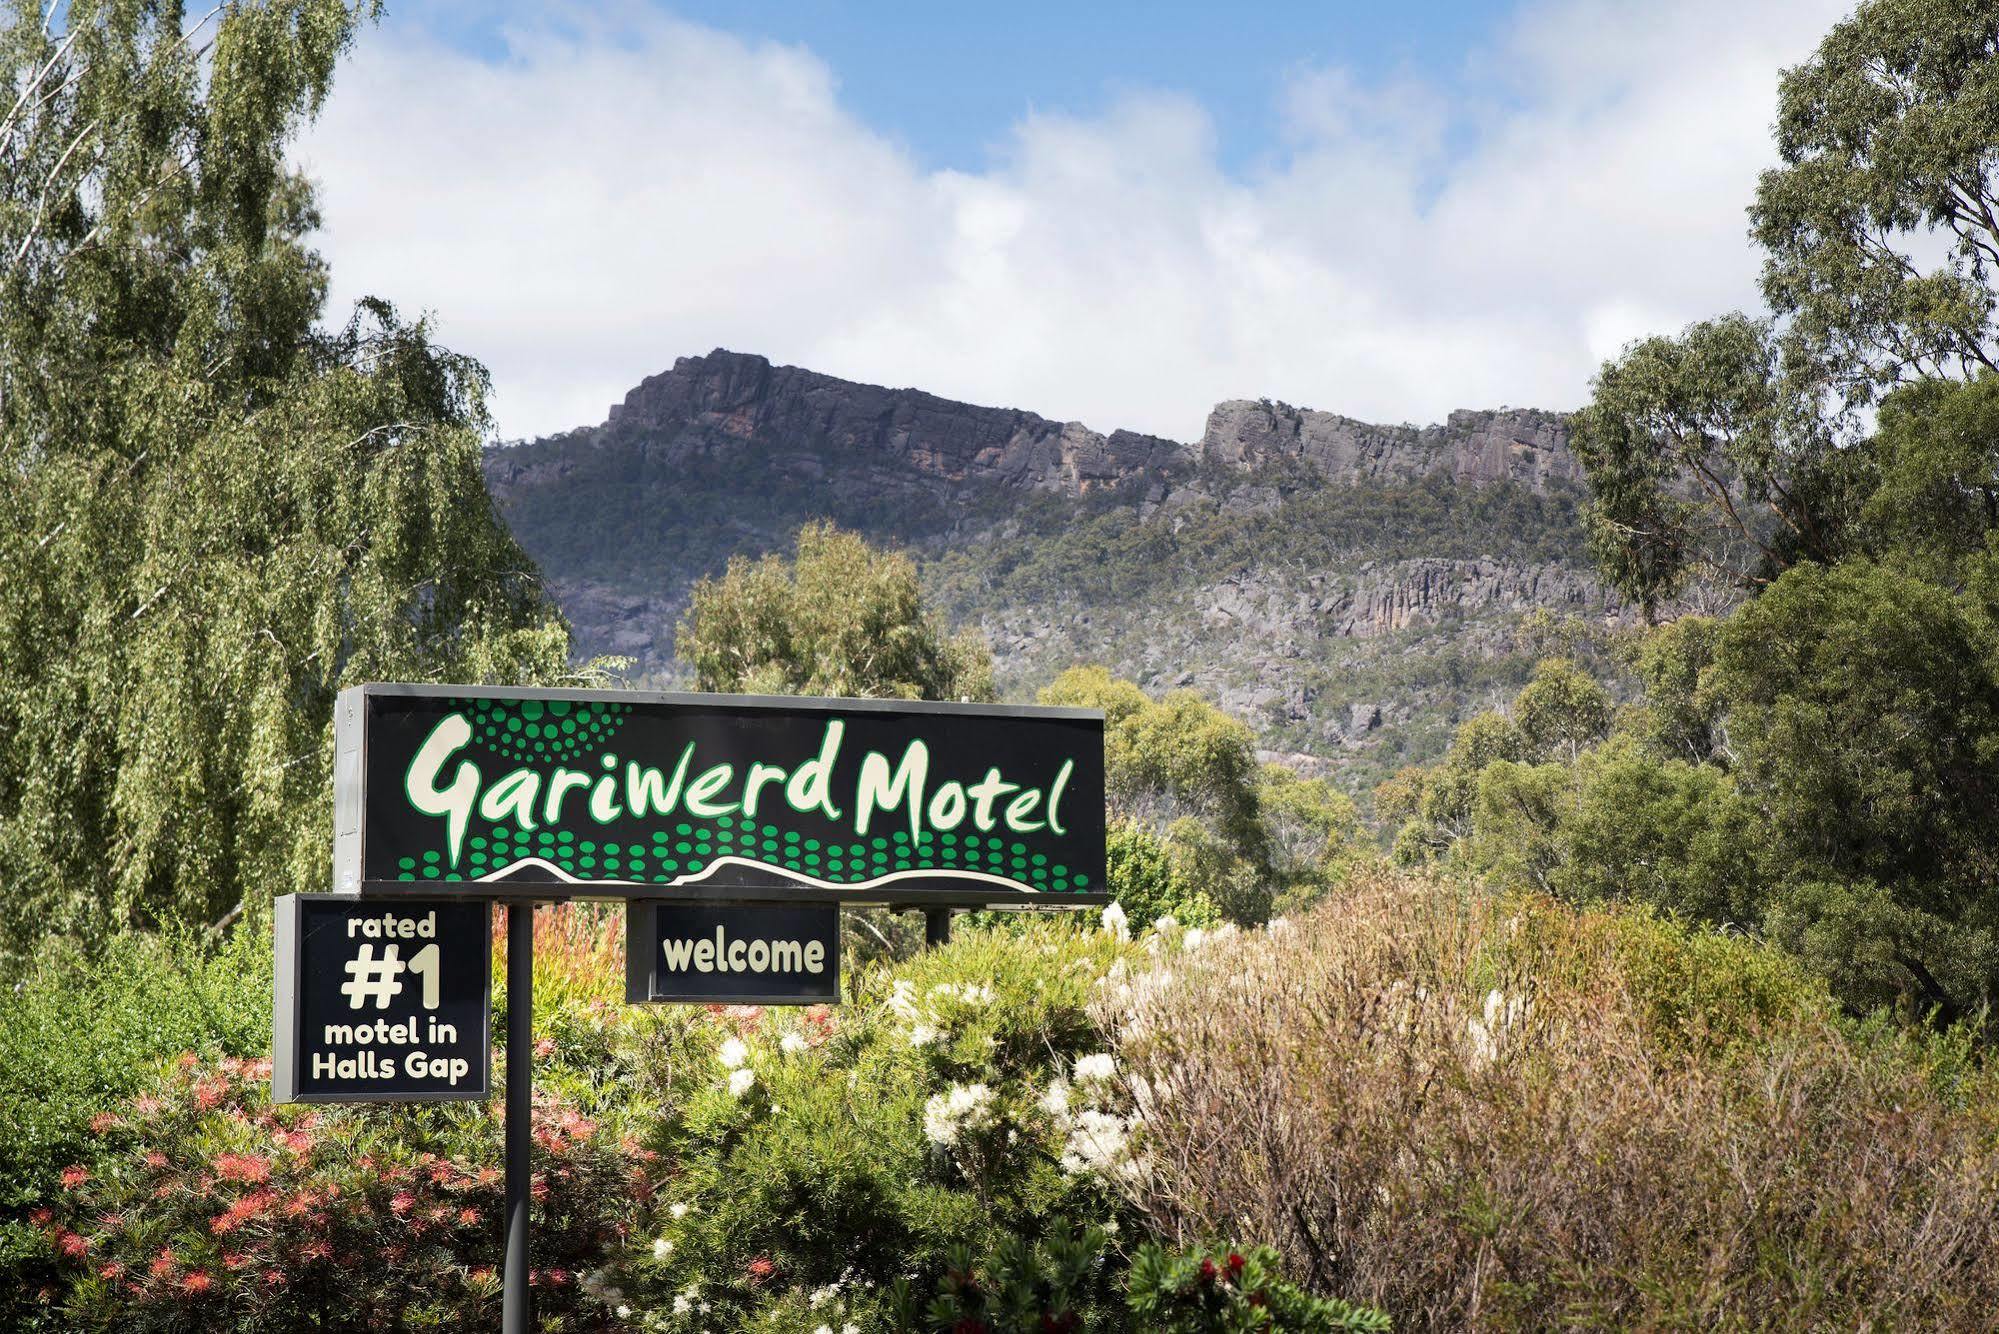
[626,903,841,1004]
[333,684,1107,908]
[273,895,491,1103]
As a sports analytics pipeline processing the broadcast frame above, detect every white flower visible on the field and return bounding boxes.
[780,1032,809,1055]
[908,1023,945,1048]
[1061,1108,1145,1182]
[815,1326,833,1334]
[1153,914,1178,934]
[1100,901,1130,942]
[809,1285,836,1308]
[727,1067,757,1099]
[651,1237,673,1261]
[1072,1052,1117,1084]
[887,979,921,1022]
[673,1295,692,1315]
[669,1201,691,1220]
[717,1037,749,1070]
[1182,927,1207,952]
[1040,1078,1071,1117]
[616,1306,631,1319]
[843,1325,860,1334]
[1265,916,1290,934]
[922,1081,996,1147]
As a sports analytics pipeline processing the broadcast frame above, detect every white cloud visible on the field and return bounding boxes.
[298,0,1850,443]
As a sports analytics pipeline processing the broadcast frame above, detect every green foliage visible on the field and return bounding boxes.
[1751,0,1999,408]
[0,926,271,1216]
[679,520,995,702]
[1041,668,1272,921]
[1711,557,1999,1020]
[1628,615,1724,762]
[1124,1243,1389,1333]
[1510,657,1612,762]
[890,1221,1120,1333]
[1569,314,1856,609]
[597,921,1140,1330]
[0,1,573,961]
[1104,822,1219,929]
[1863,373,1999,568]
[23,1054,644,1332]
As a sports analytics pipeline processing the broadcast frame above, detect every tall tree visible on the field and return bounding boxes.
[0,1,573,962]
[1752,0,1999,411]
[678,521,995,703]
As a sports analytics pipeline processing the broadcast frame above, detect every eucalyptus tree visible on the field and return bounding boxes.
[0,1,573,961]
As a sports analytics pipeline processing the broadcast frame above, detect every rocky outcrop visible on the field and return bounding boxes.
[1198,400,1580,492]
[483,350,1606,780]
[485,351,1582,512]
[573,348,1189,498]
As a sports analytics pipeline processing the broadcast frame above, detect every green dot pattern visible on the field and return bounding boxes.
[427,818,1091,892]
[461,696,631,765]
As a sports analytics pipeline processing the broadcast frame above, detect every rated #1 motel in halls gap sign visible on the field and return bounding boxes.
[332,685,1108,909]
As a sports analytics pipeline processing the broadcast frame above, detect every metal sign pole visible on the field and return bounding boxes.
[503,902,535,1333]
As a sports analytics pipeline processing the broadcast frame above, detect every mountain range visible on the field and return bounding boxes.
[482,350,1624,789]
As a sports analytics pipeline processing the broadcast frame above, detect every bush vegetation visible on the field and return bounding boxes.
[1106,871,1999,1329]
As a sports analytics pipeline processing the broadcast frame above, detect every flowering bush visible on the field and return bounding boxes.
[594,921,1148,1330]
[23,1050,653,1331]
[1106,866,1999,1329]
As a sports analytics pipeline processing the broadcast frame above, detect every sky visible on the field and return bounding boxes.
[297,0,1854,443]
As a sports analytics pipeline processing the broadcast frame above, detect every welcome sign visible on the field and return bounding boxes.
[332,685,1107,908]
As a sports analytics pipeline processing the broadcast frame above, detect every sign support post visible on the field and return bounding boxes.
[503,902,535,1334]
[925,907,952,948]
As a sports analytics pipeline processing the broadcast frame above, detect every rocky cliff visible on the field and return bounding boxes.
[483,351,1614,788]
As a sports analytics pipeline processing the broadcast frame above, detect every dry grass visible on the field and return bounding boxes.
[1102,868,1999,1330]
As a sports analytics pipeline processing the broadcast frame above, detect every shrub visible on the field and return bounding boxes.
[1104,867,1999,1330]
[596,921,1144,1329]
[24,1051,650,1331]
[887,1221,1121,1332]
[0,925,271,1218]
[1126,1242,1389,1333]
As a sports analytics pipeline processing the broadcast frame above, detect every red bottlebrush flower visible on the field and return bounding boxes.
[209,1212,240,1235]
[546,1268,571,1286]
[214,1153,272,1184]
[470,1267,496,1284]
[94,1211,124,1233]
[458,1207,480,1227]
[181,1270,213,1295]
[133,1094,163,1117]
[55,1231,89,1258]
[143,1151,169,1170]
[88,1112,119,1135]
[59,1164,89,1190]
[176,1052,199,1069]
[222,1252,251,1271]
[150,1248,178,1281]
[299,1240,331,1263]
[1226,1251,1245,1277]
[262,1269,289,1289]
[99,1262,125,1281]
[529,1178,550,1203]
[533,1038,556,1059]
[389,1192,416,1215]
[745,1255,776,1284]
[193,1080,226,1110]
[248,1058,272,1080]
[1199,1257,1219,1285]
[28,1207,52,1229]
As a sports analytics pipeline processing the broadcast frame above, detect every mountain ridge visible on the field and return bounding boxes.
[483,349,1619,787]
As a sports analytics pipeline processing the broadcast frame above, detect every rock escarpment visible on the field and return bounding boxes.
[483,350,1612,784]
